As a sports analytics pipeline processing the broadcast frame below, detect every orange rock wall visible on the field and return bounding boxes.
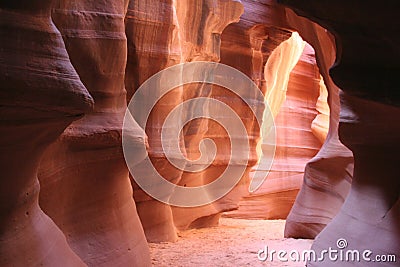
[280,1,399,265]
[0,1,93,266]
[281,7,354,239]
[37,0,150,266]
[3,1,397,266]
[226,42,324,219]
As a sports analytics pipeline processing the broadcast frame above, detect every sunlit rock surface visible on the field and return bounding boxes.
[172,0,299,230]
[2,0,397,266]
[171,0,248,231]
[311,76,330,143]
[125,0,246,238]
[225,37,326,219]
[125,0,183,243]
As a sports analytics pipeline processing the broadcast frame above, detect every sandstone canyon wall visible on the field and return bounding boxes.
[0,1,93,266]
[225,40,325,220]
[170,0,324,231]
[125,0,256,239]
[2,0,398,266]
[280,7,354,239]
[125,0,246,240]
[37,0,151,266]
[125,0,184,243]
[279,1,400,265]
[172,0,270,231]
[124,0,316,239]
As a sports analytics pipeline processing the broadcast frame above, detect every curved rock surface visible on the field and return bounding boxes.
[3,1,398,266]
[171,0,246,231]
[311,76,330,143]
[226,40,324,219]
[280,6,354,239]
[125,0,183,243]
[37,0,150,266]
[279,1,399,265]
[0,1,92,266]
[125,0,245,239]
[171,0,298,230]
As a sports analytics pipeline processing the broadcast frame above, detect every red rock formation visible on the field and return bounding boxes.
[173,1,331,228]
[125,0,245,238]
[226,40,324,219]
[218,0,291,89]
[37,0,151,266]
[171,0,247,231]
[125,0,183,242]
[0,1,93,266]
[311,76,330,143]
[4,1,398,265]
[171,0,288,230]
[280,1,400,265]
[280,7,354,239]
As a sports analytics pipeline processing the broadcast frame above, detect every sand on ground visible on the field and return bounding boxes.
[149,218,313,267]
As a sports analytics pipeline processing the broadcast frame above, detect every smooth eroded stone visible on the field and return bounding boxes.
[281,6,353,239]
[226,41,324,220]
[280,1,399,265]
[38,0,150,265]
[0,1,93,265]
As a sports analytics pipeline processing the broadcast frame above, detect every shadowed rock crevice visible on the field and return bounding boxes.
[279,1,400,266]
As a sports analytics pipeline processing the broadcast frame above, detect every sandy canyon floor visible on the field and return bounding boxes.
[150,218,313,266]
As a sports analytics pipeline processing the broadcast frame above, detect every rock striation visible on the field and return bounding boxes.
[37,0,151,266]
[125,0,246,239]
[0,1,93,266]
[281,6,354,239]
[3,1,398,266]
[171,0,247,231]
[171,0,298,230]
[280,1,399,266]
[226,40,324,219]
[125,0,183,243]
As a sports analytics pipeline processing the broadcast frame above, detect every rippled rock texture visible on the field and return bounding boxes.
[174,0,293,228]
[37,0,150,266]
[280,1,399,266]
[125,0,246,240]
[125,0,183,243]
[281,7,353,239]
[2,0,397,266]
[226,39,325,219]
[0,1,93,266]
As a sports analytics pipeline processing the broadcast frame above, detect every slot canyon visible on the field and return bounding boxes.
[0,0,398,266]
